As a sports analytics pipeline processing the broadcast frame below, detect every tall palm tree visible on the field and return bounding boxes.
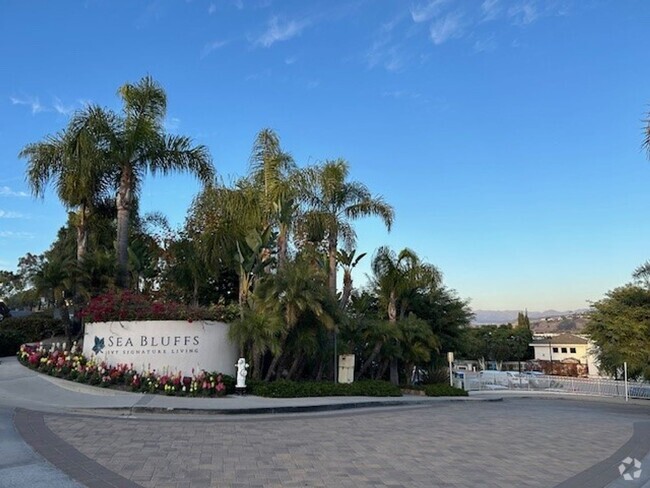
[100,76,215,288]
[186,180,268,317]
[248,128,296,269]
[21,105,112,263]
[302,159,394,297]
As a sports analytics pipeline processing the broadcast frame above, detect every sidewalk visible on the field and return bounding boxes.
[0,356,501,415]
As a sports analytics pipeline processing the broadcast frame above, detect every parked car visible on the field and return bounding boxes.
[479,370,529,388]
[628,384,650,399]
[0,300,11,321]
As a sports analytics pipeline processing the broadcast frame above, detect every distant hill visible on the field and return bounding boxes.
[472,309,589,326]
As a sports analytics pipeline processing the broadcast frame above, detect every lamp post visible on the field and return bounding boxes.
[333,327,338,383]
[483,331,492,370]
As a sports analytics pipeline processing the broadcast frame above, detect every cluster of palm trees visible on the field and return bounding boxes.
[17,76,472,384]
[21,76,214,289]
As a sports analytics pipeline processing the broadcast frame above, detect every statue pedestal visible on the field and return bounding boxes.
[235,386,247,396]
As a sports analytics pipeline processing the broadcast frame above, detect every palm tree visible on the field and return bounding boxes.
[370,246,442,384]
[21,105,112,263]
[248,128,296,269]
[336,248,366,309]
[99,76,215,288]
[301,159,394,297]
[254,259,335,380]
[229,308,282,380]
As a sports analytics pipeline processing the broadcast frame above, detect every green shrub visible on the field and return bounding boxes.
[0,315,65,355]
[423,383,468,397]
[249,380,402,398]
[0,329,27,356]
[221,374,236,394]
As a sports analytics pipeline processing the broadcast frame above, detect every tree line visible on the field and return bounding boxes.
[1,76,473,385]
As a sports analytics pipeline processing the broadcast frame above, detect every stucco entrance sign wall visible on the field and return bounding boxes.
[83,320,238,375]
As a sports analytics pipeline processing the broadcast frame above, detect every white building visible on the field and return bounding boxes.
[529,333,602,377]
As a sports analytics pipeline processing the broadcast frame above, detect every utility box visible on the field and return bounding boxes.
[338,354,355,384]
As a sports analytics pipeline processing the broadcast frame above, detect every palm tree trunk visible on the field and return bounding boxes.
[339,270,352,310]
[328,233,337,297]
[265,349,284,381]
[389,359,399,385]
[277,226,288,270]
[377,359,389,380]
[314,358,325,380]
[192,277,199,306]
[358,341,383,379]
[238,273,248,320]
[388,292,399,385]
[253,351,262,380]
[388,291,397,322]
[116,166,133,289]
[287,353,302,380]
[76,204,88,263]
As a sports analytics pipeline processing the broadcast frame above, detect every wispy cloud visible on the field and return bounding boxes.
[508,0,538,25]
[284,56,297,65]
[366,39,408,72]
[473,35,498,53]
[0,186,28,198]
[10,94,81,116]
[383,90,422,100]
[53,97,75,115]
[0,231,35,239]
[208,3,216,15]
[429,12,464,45]
[410,0,449,23]
[0,210,28,219]
[10,95,45,114]
[164,117,181,131]
[255,16,310,47]
[481,0,502,21]
[201,39,228,58]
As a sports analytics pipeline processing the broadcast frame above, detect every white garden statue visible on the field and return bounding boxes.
[235,357,249,389]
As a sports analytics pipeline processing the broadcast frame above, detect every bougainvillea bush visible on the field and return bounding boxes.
[81,290,239,323]
[17,343,234,396]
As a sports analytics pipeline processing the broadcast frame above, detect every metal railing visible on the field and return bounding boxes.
[454,372,650,400]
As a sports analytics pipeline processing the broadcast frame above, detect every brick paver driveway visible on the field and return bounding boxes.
[37,398,650,487]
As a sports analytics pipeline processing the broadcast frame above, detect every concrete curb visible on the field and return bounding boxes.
[72,396,504,416]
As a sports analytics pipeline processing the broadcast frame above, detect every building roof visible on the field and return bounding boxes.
[530,333,588,346]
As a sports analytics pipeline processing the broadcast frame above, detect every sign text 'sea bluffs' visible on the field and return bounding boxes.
[83,320,238,375]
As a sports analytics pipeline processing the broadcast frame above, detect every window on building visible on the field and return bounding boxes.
[561,347,567,353]
[570,347,576,354]
[552,347,559,353]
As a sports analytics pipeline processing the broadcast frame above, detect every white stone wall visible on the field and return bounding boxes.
[83,320,238,376]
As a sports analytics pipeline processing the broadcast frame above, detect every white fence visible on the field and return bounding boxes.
[454,372,650,400]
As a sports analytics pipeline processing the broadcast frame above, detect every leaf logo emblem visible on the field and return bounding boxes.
[92,336,105,354]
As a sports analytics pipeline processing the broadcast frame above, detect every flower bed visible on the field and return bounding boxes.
[17,343,234,396]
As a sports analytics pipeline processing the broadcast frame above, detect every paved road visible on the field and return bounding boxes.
[0,407,83,488]
[2,356,649,487]
[42,398,650,488]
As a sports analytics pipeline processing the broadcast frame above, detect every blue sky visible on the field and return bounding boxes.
[1,0,649,311]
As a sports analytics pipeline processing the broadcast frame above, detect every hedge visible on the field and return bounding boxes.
[424,383,468,397]
[248,380,402,398]
[0,315,65,356]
